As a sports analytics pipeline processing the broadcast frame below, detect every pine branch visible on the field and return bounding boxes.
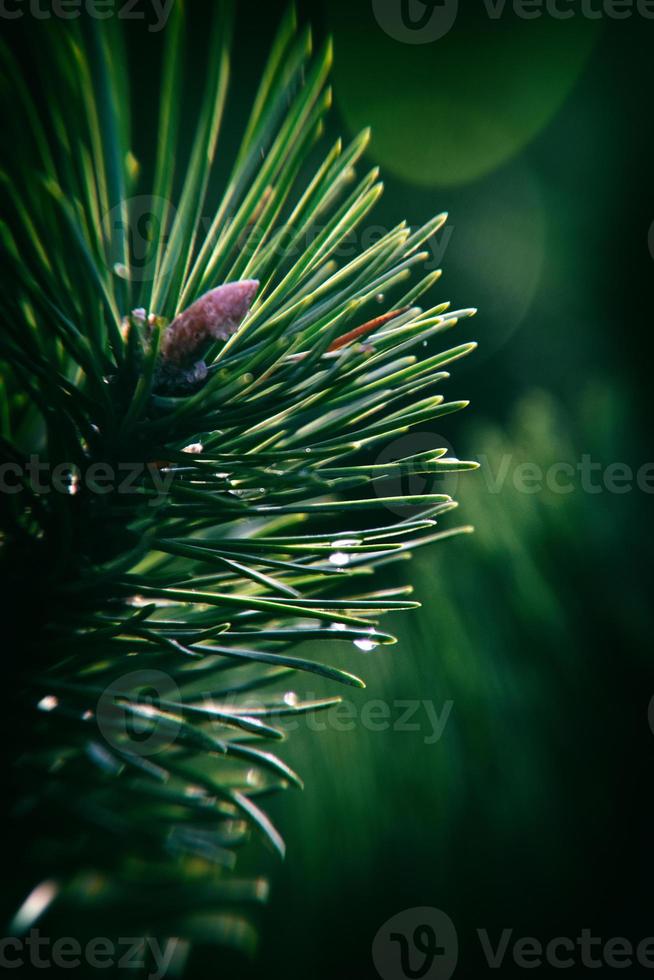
[0,1,477,955]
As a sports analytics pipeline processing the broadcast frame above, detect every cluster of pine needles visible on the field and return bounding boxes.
[0,1,476,955]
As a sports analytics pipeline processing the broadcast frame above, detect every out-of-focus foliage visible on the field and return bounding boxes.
[247,381,651,976]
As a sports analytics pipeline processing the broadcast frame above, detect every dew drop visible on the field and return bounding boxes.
[246,767,263,787]
[354,638,378,653]
[38,695,58,712]
[329,551,350,567]
[10,881,59,934]
[128,595,149,607]
[184,785,206,799]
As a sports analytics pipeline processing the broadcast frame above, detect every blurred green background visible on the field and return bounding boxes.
[207,2,653,978]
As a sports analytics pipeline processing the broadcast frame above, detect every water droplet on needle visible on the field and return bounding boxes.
[329,551,350,567]
[354,638,378,652]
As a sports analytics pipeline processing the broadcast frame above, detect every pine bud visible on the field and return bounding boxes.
[160,280,259,367]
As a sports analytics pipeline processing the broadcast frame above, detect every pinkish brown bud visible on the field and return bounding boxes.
[160,280,259,367]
